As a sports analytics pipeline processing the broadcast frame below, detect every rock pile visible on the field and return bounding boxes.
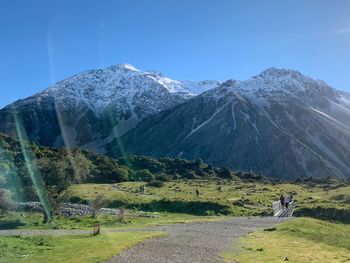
[17,202,121,217]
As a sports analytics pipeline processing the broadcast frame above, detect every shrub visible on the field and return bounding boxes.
[0,188,16,215]
[204,209,216,216]
[147,180,165,188]
[114,167,129,182]
[218,167,233,179]
[156,173,173,182]
[89,194,107,218]
[183,171,196,179]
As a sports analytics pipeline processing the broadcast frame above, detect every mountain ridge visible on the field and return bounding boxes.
[105,67,350,179]
[0,64,219,151]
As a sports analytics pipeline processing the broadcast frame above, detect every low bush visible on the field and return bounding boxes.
[147,180,165,188]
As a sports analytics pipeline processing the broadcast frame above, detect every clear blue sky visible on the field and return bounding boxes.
[1,0,350,108]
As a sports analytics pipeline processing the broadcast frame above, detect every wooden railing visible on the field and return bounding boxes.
[272,201,282,216]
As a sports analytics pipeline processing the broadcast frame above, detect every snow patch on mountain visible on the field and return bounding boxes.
[181,80,221,94]
[41,64,199,116]
[202,68,338,109]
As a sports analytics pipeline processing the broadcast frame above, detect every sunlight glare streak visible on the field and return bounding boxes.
[14,113,52,221]
[107,110,128,160]
[47,22,82,183]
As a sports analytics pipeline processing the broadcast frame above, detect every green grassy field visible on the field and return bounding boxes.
[1,179,349,263]
[223,218,350,263]
[0,211,223,230]
[0,232,165,263]
[70,180,350,221]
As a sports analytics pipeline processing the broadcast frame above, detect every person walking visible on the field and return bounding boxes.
[280,194,285,209]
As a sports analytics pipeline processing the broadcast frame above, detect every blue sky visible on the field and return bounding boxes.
[1,0,350,108]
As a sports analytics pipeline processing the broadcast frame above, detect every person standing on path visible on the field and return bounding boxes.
[285,195,290,209]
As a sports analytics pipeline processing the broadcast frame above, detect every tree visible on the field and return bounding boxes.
[89,194,106,219]
[135,169,155,182]
[37,152,93,222]
[0,162,16,215]
[92,156,117,182]
[114,167,129,182]
[0,188,15,215]
[70,151,94,183]
[91,156,128,183]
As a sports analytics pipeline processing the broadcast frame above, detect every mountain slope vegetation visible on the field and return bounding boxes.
[0,132,265,203]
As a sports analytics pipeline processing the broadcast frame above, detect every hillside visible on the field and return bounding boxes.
[0,133,264,202]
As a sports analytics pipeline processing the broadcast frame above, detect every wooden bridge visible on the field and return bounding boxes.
[272,200,294,217]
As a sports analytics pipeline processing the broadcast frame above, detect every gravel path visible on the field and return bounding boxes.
[107,217,288,263]
[0,217,289,262]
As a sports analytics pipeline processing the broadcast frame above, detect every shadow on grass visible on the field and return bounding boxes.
[132,199,232,215]
[0,218,26,229]
[294,206,350,224]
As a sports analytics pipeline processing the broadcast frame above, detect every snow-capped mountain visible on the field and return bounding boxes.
[1,65,349,179]
[0,64,217,151]
[106,68,350,179]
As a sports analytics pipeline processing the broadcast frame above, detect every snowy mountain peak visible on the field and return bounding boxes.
[253,67,315,87]
[108,63,140,72]
[197,67,338,109]
[221,79,240,87]
[258,68,337,98]
[258,67,302,78]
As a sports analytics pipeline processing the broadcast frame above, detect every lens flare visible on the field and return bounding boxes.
[14,112,52,221]
[107,109,128,158]
[47,23,81,183]
[53,100,83,181]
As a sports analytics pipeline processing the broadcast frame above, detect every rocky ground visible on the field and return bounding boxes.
[17,202,159,218]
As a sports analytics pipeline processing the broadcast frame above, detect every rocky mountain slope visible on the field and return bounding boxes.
[0,64,219,152]
[107,68,350,179]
